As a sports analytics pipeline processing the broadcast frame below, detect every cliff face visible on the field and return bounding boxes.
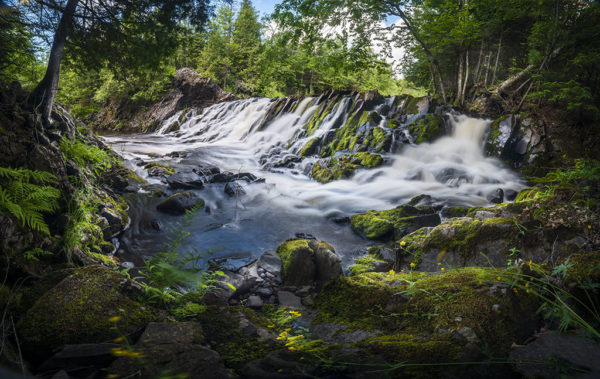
[92,68,237,133]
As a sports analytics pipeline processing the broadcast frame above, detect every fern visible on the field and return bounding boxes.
[0,167,61,235]
[60,137,114,175]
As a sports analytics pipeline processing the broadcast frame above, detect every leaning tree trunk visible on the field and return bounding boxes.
[461,50,469,104]
[391,4,447,103]
[456,51,464,104]
[30,0,79,124]
[491,34,502,85]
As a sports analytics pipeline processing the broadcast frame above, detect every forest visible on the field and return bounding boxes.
[1,0,600,378]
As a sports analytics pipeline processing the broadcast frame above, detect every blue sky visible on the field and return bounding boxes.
[252,0,279,18]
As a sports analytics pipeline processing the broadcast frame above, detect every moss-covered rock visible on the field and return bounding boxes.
[311,152,383,184]
[300,137,321,157]
[276,239,342,285]
[17,266,157,357]
[484,115,509,156]
[348,253,393,276]
[350,204,441,241]
[407,114,445,144]
[156,192,205,215]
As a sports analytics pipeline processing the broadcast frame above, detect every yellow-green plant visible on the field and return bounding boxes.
[0,167,60,235]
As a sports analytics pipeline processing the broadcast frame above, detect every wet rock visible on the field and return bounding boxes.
[193,165,220,177]
[247,295,263,309]
[150,219,162,231]
[295,232,316,240]
[505,189,518,201]
[224,181,246,197]
[156,192,205,215]
[244,351,317,378]
[277,291,303,308]
[257,251,282,277]
[166,172,204,190]
[487,188,504,204]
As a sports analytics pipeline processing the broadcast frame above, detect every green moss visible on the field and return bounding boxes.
[407,114,445,144]
[349,254,392,276]
[386,119,400,129]
[423,217,516,258]
[324,110,375,156]
[357,333,461,364]
[276,239,312,279]
[312,153,383,184]
[350,204,438,241]
[300,137,321,157]
[17,266,157,355]
[442,206,470,218]
[404,95,422,114]
[363,127,390,153]
[171,302,207,320]
[143,162,175,175]
[315,267,539,357]
[127,169,147,184]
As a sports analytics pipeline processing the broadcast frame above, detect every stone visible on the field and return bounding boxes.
[312,242,343,282]
[224,181,246,197]
[277,291,303,308]
[156,192,204,215]
[247,295,263,309]
[456,327,479,344]
[487,188,504,204]
[474,211,496,219]
[256,287,273,297]
[39,343,120,374]
[510,333,600,379]
[505,189,518,201]
[165,172,204,190]
[109,322,232,379]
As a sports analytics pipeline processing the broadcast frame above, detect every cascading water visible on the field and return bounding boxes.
[103,95,524,269]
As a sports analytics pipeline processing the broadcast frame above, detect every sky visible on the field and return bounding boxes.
[252,0,280,18]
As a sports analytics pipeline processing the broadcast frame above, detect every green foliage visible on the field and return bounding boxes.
[0,167,60,235]
[60,137,113,175]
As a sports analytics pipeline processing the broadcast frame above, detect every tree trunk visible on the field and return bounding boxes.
[484,52,491,87]
[474,39,484,84]
[494,64,535,96]
[462,49,469,104]
[456,51,464,104]
[492,34,502,84]
[30,0,79,124]
[429,63,437,96]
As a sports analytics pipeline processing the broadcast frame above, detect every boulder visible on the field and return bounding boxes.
[156,192,204,215]
[407,114,446,143]
[275,239,342,286]
[166,172,204,190]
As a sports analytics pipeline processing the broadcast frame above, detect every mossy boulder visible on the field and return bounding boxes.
[399,216,532,271]
[407,114,445,144]
[311,152,383,184]
[17,266,157,357]
[314,268,540,363]
[350,204,441,241]
[276,239,343,286]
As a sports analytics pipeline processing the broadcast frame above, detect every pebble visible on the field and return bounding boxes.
[121,261,135,269]
[492,304,501,312]
[454,317,463,322]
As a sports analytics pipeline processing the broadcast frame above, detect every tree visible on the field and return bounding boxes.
[15,0,212,124]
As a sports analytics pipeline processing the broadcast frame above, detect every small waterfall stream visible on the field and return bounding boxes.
[103,96,524,269]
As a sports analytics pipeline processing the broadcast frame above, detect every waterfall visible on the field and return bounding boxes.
[103,95,524,266]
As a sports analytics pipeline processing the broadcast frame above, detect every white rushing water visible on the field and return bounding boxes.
[103,97,524,267]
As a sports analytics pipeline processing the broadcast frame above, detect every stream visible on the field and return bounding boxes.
[103,96,525,270]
